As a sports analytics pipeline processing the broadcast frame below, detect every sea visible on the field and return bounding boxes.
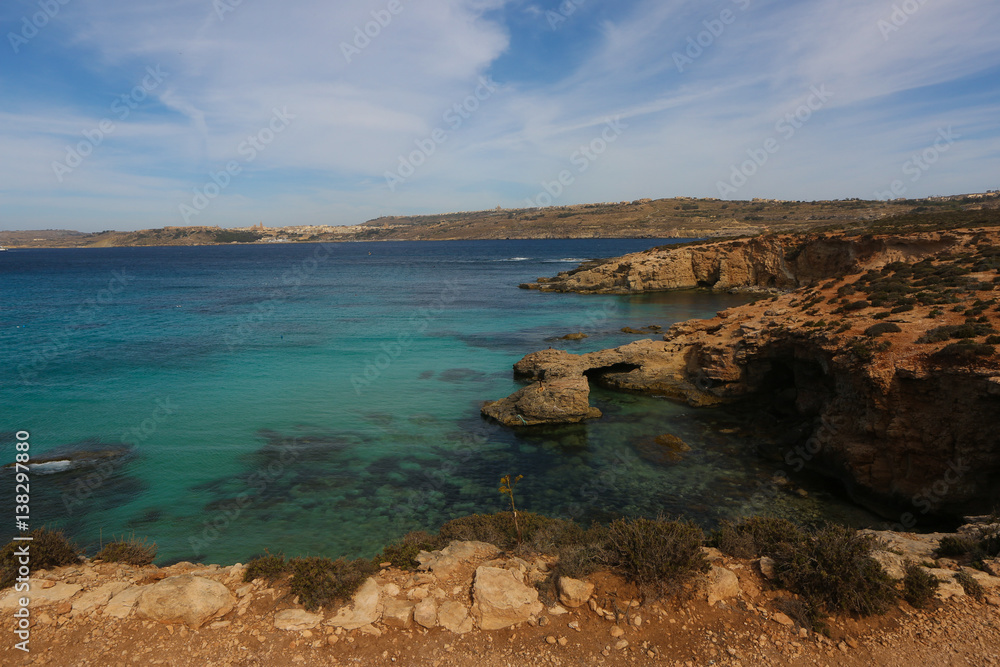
[0,239,883,565]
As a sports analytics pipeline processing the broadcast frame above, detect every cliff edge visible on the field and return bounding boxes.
[487,228,1000,518]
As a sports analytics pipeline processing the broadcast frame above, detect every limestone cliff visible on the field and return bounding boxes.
[520,234,960,294]
[487,229,1000,518]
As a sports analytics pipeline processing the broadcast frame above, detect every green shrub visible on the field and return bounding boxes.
[602,517,708,596]
[865,322,902,337]
[933,341,995,361]
[1,528,82,588]
[902,562,939,608]
[955,570,985,601]
[891,304,915,314]
[986,335,1000,345]
[936,535,978,557]
[287,557,377,612]
[374,531,439,570]
[95,535,157,566]
[244,552,287,583]
[717,516,807,559]
[552,524,610,580]
[851,342,875,361]
[772,524,897,616]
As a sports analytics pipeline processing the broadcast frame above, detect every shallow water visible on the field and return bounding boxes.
[0,240,882,563]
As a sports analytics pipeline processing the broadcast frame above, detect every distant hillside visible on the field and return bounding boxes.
[2,193,998,248]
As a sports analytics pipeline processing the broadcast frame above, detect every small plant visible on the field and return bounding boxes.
[602,517,708,597]
[374,531,438,570]
[717,516,807,559]
[902,562,939,608]
[865,322,901,337]
[499,474,524,545]
[244,552,287,583]
[954,570,985,601]
[95,534,157,566]
[287,557,377,612]
[1,528,82,588]
[936,535,978,557]
[934,341,995,361]
[772,524,897,616]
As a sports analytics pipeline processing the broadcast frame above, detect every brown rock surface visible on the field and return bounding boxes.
[488,228,1000,517]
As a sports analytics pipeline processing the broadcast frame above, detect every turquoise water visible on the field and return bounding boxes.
[1,240,881,564]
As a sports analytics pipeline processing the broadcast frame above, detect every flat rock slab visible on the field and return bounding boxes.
[0,583,81,611]
[73,581,130,616]
[274,608,322,631]
[105,586,145,619]
[137,575,235,629]
[324,578,382,630]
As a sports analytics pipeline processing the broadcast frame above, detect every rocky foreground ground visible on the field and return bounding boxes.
[2,527,1000,666]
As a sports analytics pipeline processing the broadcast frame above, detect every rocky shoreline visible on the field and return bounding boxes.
[487,228,1000,520]
[3,522,1000,666]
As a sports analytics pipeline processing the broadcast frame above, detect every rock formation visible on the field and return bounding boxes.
[487,229,1000,518]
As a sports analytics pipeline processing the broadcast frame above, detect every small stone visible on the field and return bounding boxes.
[616,639,629,650]
[558,637,568,646]
[545,635,557,645]
[567,621,580,631]
[632,615,642,627]
[537,616,549,627]
[647,650,656,658]
[772,612,794,627]
[610,626,625,638]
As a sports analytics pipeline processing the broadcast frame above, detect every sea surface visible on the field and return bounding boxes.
[0,240,882,564]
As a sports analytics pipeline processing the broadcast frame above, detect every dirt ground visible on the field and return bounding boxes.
[5,566,999,667]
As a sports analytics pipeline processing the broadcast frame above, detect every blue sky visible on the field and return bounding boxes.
[1,0,999,232]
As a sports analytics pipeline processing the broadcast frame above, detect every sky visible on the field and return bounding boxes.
[1,0,999,232]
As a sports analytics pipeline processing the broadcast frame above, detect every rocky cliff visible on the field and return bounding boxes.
[520,233,964,294]
[488,229,1000,518]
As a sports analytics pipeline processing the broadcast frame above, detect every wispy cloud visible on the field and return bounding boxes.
[1,0,998,231]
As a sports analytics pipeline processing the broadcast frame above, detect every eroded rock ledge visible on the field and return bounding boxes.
[488,229,1000,517]
[520,233,960,294]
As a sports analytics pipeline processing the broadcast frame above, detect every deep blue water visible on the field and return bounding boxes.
[0,240,881,564]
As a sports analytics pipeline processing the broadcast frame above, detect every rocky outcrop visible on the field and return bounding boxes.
[521,233,960,294]
[471,566,544,630]
[137,575,235,629]
[488,229,1000,518]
